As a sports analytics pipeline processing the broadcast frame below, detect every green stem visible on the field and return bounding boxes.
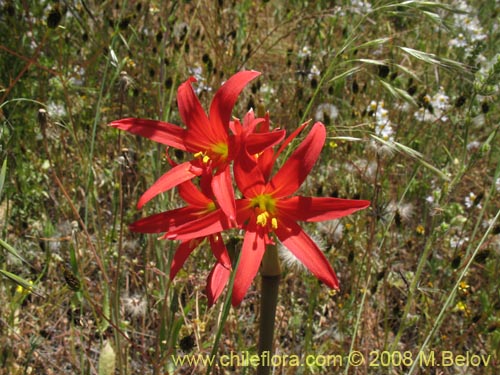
[257,245,280,375]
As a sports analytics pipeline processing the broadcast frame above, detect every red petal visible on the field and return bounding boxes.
[209,71,261,133]
[137,161,201,209]
[266,122,326,198]
[211,166,236,221]
[206,262,231,306]
[177,77,210,132]
[245,129,286,155]
[239,109,265,135]
[235,199,253,226]
[129,206,203,233]
[277,196,370,222]
[109,118,187,150]
[258,148,275,181]
[170,240,200,280]
[234,147,266,198]
[229,118,243,136]
[178,180,213,208]
[255,111,270,133]
[232,224,266,306]
[166,209,229,241]
[275,218,339,290]
[272,120,310,163]
[176,77,227,152]
[209,235,232,269]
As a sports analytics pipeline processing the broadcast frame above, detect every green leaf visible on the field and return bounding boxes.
[0,159,6,201]
[399,46,466,71]
[98,340,116,375]
[356,37,391,49]
[0,238,30,265]
[99,287,111,332]
[329,66,362,83]
[0,269,43,297]
[379,80,418,107]
[370,135,450,180]
[354,58,390,66]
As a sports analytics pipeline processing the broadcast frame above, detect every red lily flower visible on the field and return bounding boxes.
[109,71,284,221]
[232,122,370,305]
[167,122,370,306]
[129,179,232,305]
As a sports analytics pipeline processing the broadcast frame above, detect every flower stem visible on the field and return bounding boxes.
[257,245,280,375]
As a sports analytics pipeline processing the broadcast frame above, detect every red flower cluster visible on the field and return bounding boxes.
[110,71,370,306]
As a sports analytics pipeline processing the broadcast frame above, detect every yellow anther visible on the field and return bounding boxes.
[194,151,211,164]
[256,212,278,230]
[256,212,269,227]
[271,217,278,229]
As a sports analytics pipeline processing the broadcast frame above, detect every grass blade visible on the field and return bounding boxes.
[0,238,30,265]
[0,159,6,201]
[370,135,450,181]
[0,269,43,297]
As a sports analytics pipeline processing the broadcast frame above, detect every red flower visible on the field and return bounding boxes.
[168,122,370,306]
[130,179,232,306]
[110,71,284,220]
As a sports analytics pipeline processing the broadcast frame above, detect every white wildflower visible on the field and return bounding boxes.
[464,192,481,209]
[449,33,468,48]
[260,83,275,95]
[188,65,203,81]
[367,100,395,141]
[188,66,212,95]
[47,102,66,118]
[350,0,372,14]
[450,235,468,248]
[414,108,435,122]
[466,141,481,152]
[308,64,321,80]
[449,1,487,54]
[298,46,311,58]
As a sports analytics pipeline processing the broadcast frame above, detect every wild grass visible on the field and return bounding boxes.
[1,1,499,374]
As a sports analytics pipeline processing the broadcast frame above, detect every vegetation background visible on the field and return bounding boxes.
[1,0,499,374]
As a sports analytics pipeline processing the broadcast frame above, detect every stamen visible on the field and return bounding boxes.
[256,212,268,226]
[194,151,211,164]
[271,217,278,229]
[252,194,278,229]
